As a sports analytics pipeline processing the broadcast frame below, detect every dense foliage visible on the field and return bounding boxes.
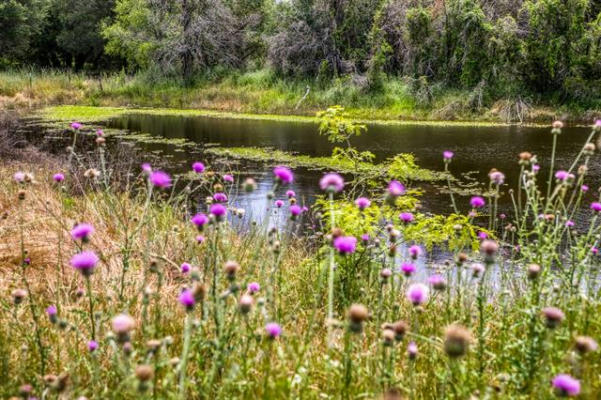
[1,0,601,105]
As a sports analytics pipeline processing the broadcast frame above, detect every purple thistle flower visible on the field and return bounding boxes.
[388,180,405,196]
[213,192,228,203]
[428,274,446,290]
[70,122,82,130]
[248,282,260,294]
[581,185,589,192]
[210,203,227,219]
[555,170,571,181]
[408,341,418,359]
[591,202,601,212]
[96,129,104,137]
[533,164,541,172]
[489,171,505,185]
[71,223,95,241]
[275,200,284,208]
[400,262,416,277]
[355,197,371,210]
[286,190,296,198]
[552,374,580,397]
[565,220,575,228]
[223,174,234,183]
[196,235,205,244]
[399,212,414,223]
[70,251,99,276]
[141,163,152,173]
[443,151,454,161]
[53,173,65,183]
[191,213,209,228]
[46,305,57,316]
[406,283,429,305]
[361,234,370,242]
[192,162,205,173]
[13,172,25,183]
[333,236,357,255]
[290,204,302,216]
[592,246,598,255]
[273,166,293,184]
[88,340,99,352]
[150,171,172,188]
[181,263,191,274]
[477,231,488,240]
[470,196,486,209]
[265,322,282,339]
[409,245,422,259]
[179,289,195,310]
[320,173,345,193]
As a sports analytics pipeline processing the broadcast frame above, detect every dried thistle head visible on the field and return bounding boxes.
[444,324,472,358]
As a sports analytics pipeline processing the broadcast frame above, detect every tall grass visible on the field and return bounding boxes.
[1,118,601,399]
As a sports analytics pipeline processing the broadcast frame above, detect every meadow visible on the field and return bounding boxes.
[1,112,601,400]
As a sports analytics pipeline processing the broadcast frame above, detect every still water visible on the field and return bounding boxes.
[107,114,599,218]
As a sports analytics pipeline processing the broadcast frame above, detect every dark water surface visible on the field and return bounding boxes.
[107,113,600,218]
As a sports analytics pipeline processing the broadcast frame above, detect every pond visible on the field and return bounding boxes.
[106,113,600,222]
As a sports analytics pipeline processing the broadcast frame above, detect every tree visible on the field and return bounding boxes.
[0,0,48,65]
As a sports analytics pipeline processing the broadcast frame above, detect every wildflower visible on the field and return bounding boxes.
[444,324,472,358]
[348,304,369,333]
[13,171,25,183]
[96,129,104,137]
[290,204,302,218]
[141,163,152,173]
[428,274,446,291]
[382,328,395,346]
[247,282,260,294]
[591,202,601,212]
[112,314,135,342]
[88,340,98,352]
[527,264,541,280]
[71,122,82,130]
[470,196,486,209]
[408,341,418,359]
[552,374,580,397]
[380,268,392,280]
[542,307,565,329]
[179,289,195,311]
[181,263,191,274]
[392,320,408,341]
[70,223,94,242]
[210,203,227,220]
[190,213,209,229]
[355,197,371,210]
[70,251,99,277]
[149,171,171,188]
[388,180,405,197]
[409,245,421,259]
[471,263,485,277]
[489,169,505,185]
[46,305,58,323]
[213,192,228,203]
[399,212,414,223]
[223,174,234,183]
[361,234,370,242]
[265,322,282,339]
[273,166,293,184]
[12,289,27,305]
[196,235,205,244]
[400,262,416,277]
[320,173,345,193]
[406,283,429,306]
[480,240,499,262]
[581,184,589,192]
[593,119,601,132]
[565,220,575,228]
[53,173,65,183]
[477,231,488,240]
[333,236,357,255]
[574,336,598,354]
[555,170,573,182]
[532,164,540,172]
[238,294,254,314]
[244,177,257,192]
[443,151,454,161]
[286,190,296,198]
[519,152,532,163]
[275,200,284,208]
[223,260,240,280]
[192,162,205,173]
